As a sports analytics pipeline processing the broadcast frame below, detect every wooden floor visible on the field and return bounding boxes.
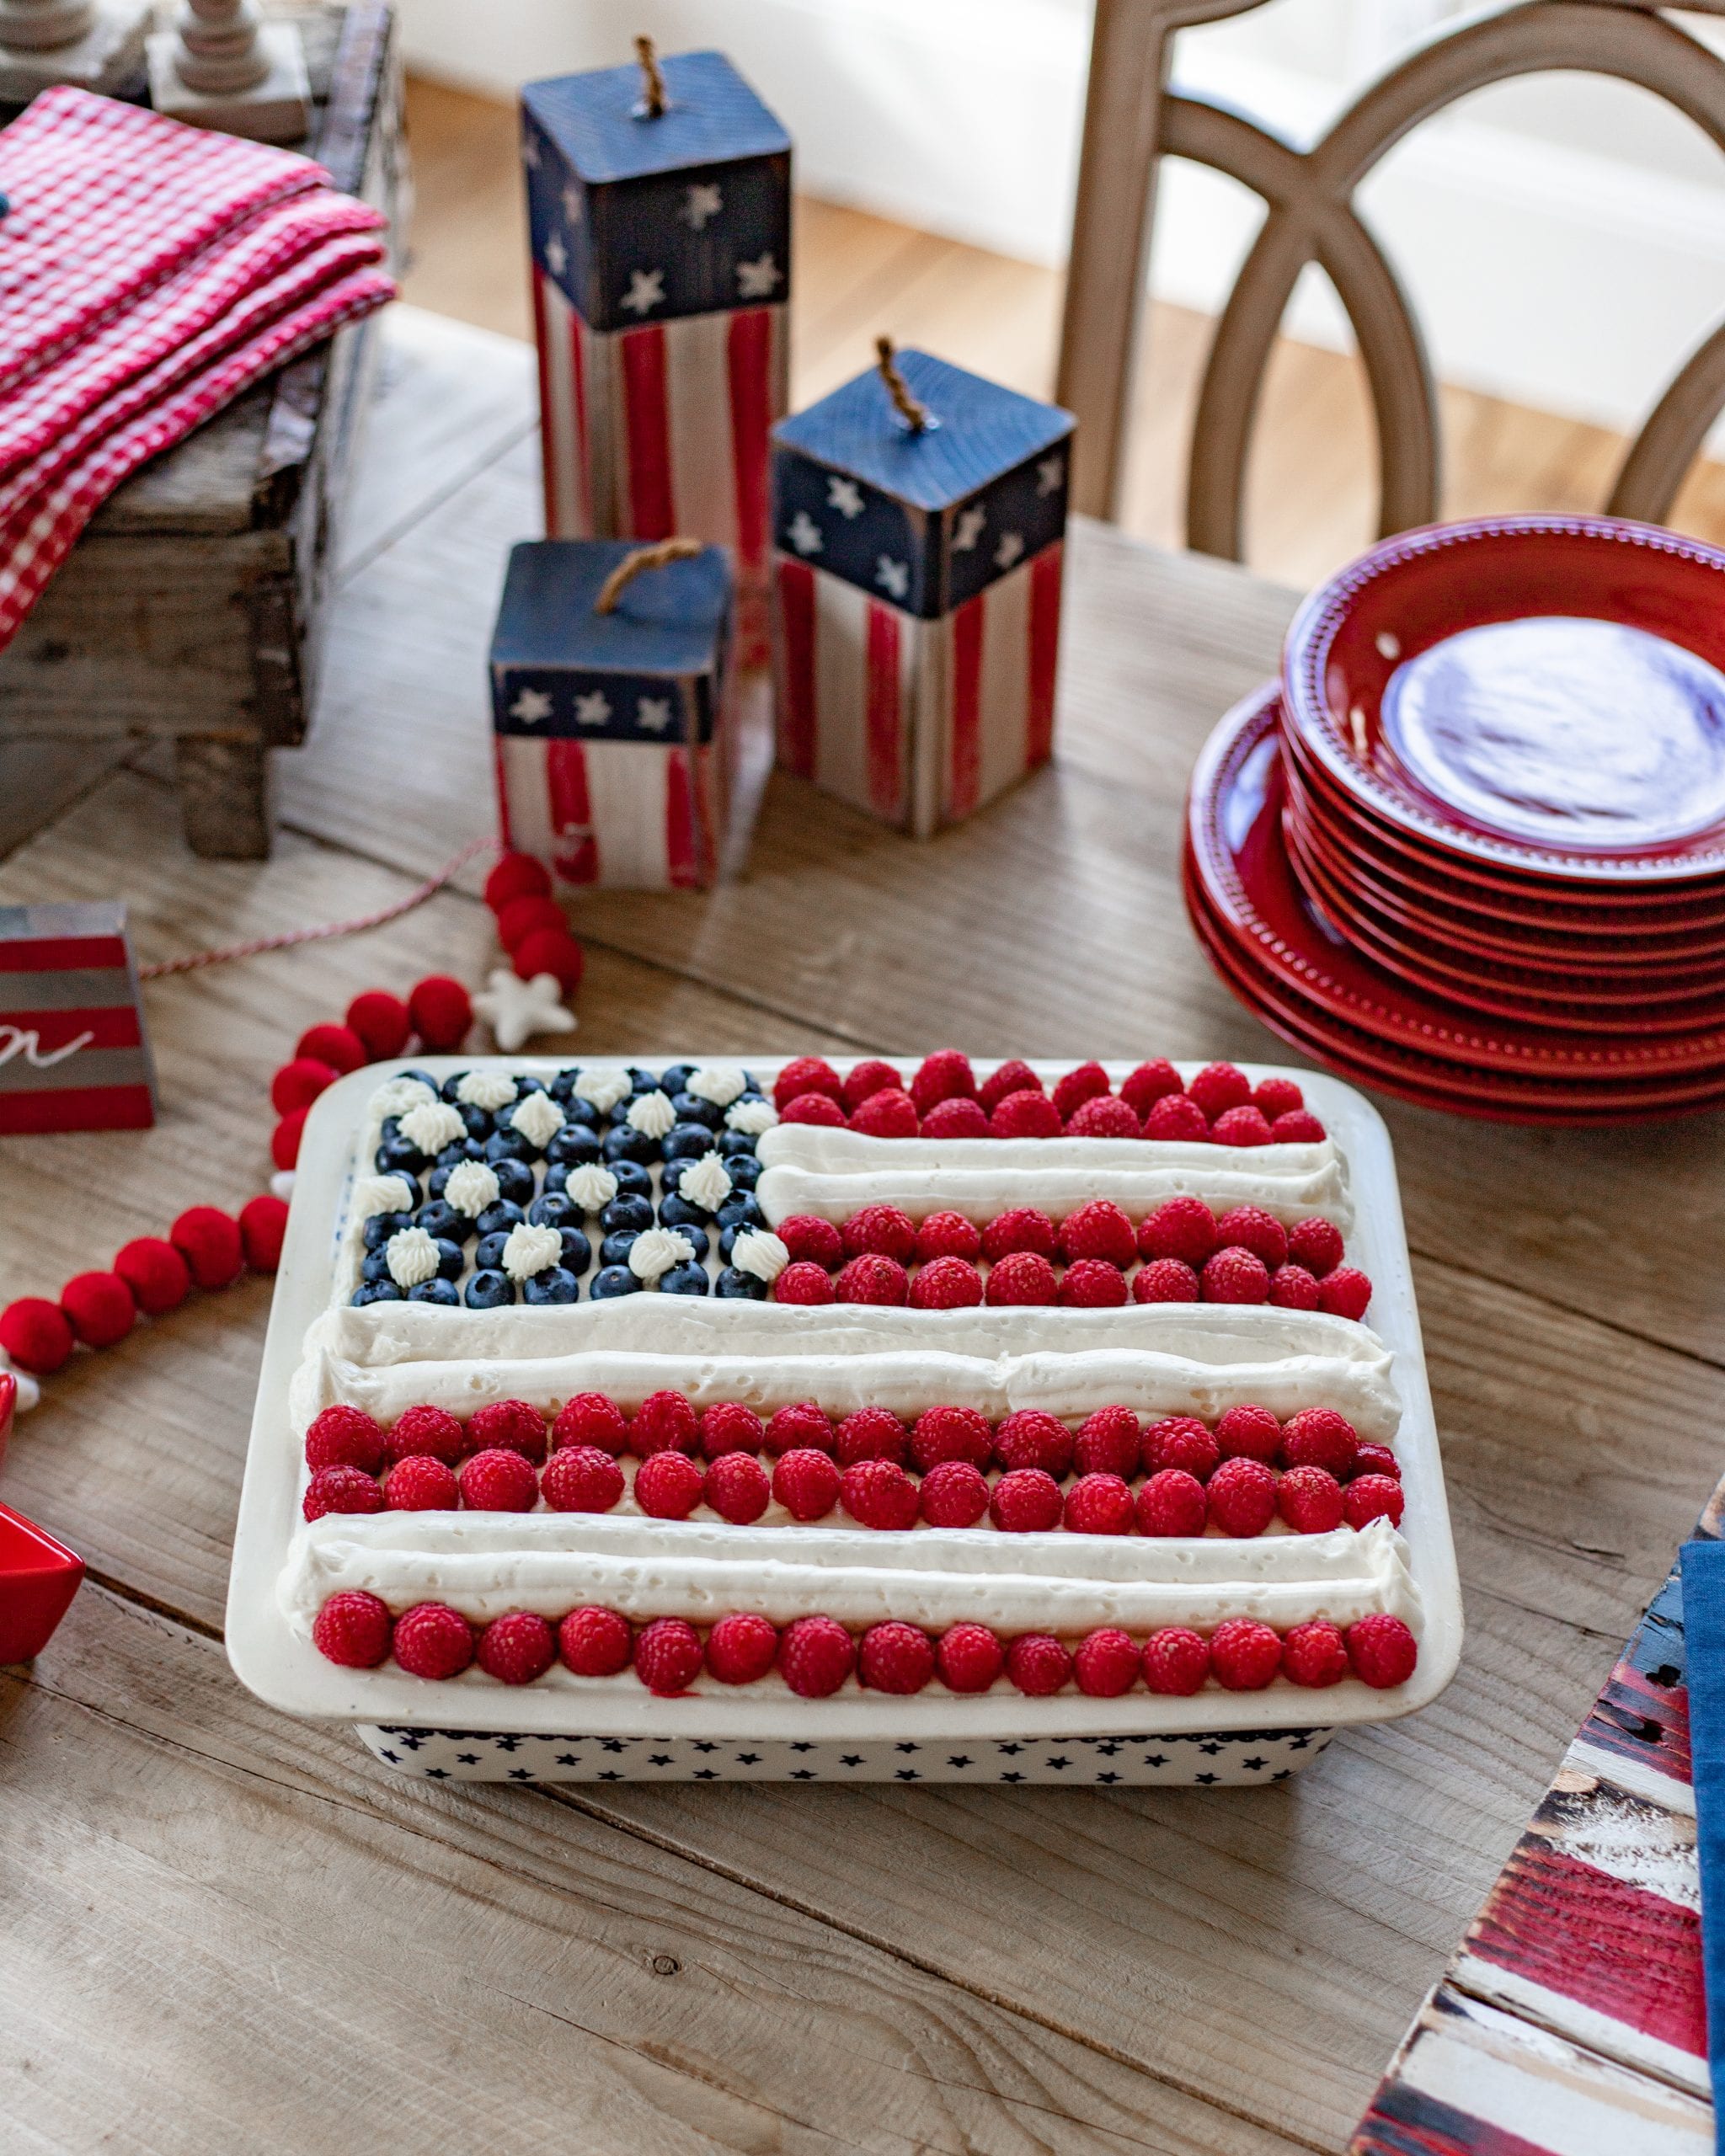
[400,74,1725,593]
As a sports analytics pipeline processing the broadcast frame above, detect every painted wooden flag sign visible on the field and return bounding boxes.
[0,901,155,1135]
[490,538,735,890]
[771,347,1073,837]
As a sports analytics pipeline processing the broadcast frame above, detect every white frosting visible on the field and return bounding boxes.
[442,1161,500,1219]
[502,1222,563,1283]
[726,1097,777,1135]
[456,1070,519,1113]
[355,1174,414,1219]
[686,1065,748,1107]
[626,1089,676,1139]
[398,1100,466,1157]
[371,1076,436,1119]
[729,1228,789,1283]
[628,1226,695,1282]
[510,1090,565,1150]
[577,1067,630,1114]
[561,1163,619,1214]
[677,1151,733,1213]
[384,1226,441,1289]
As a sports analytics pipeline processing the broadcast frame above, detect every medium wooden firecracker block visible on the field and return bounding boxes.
[520,47,790,617]
[0,900,155,1134]
[490,538,736,891]
[771,348,1073,836]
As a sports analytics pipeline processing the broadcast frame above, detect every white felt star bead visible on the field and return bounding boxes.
[472,968,576,1053]
[270,1170,297,1203]
[0,1348,40,1414]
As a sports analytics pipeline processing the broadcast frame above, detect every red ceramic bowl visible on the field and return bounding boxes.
[0,1499,83,1664]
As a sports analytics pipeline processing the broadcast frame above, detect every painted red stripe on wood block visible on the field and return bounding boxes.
[728,306,772,578]
[776,558,816,777]
[0,1085,154,1134]
[619,323,674,540]
[0,1006,142,1054]
[1581,1661,1692,1785]
[546,741,598,886]
[865,599,902,820]
[0,937,130,974]
[1027,538,1062,770]
[664,749,698,889]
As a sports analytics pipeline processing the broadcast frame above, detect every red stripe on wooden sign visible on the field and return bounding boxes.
[1581,1660,1692,1785]
[0,1085,154,1135]
[546,741,598,886]
[776,558,817,778]
[0,1005,142,1057]
[665,749,698,889]
[865,600,902,820]
[0,937,130,974]
[728,307,773,579]
[948,592,985,820]
[1354,2079,1562,2156]
[1027,539,1063,769]
[619,323,675,540]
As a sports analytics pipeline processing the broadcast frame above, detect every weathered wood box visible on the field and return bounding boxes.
[0,3,406,859]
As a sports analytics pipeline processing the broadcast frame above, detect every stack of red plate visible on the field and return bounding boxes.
[1184,515,1725,1122]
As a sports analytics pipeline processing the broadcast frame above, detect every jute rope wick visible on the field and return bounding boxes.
[594,537,703,614]
[634,35,667,118]
[875,336,930,434]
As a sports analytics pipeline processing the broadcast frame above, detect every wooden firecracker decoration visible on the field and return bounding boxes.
[146,0,310,145]
[0,0,149,104]
[520,41,790,637]
[490,537,736,890]
[0,901,156,1134]
[772,341,1074,836]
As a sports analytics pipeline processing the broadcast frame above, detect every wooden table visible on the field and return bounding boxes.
[4,305,1724,2156]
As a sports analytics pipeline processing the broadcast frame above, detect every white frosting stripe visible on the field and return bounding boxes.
[756,1127,1342,1178]
[756,1161,1351,1232]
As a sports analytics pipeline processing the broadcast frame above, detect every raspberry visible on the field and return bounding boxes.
[834,1254,910,1305]
[849,1088,919,1138]
[860,1620,936,1694]
[1343,1475,1405,1530]
[477,1611,556,1684]
[407,975,472,1053]
[910,1049,978,1115]
[782,1091,846,1127]
[989,1467,1063,1533]
[1064,1474,1135,1536]
[1347,1613,1418,1688]
[1007,1633,1072,1694]
[1145,1416,1218,1479]
[921,1096,991,1139]
[629,1389,700,1457]
[1253,1076,1305,1118]
[384,1455,460,1511]
[985,1251,1059,1305]
[1206,1456,1277,1536]
[937,1622,1004,1693]
[1139,1196,1217,1266]
[1133,1258,1199,1303]
[551,1393,629,1456]
[836,1408,909,1466]
[312,1590,392,1668]
[1065,1094,1141,1137]
[1074,1405,1140,1478]
[1201,1246,1270,1304]
[302,1465,383,1521]
[1215,1404,1281,1462]
[541,1445,625,1513]
[766,1401,836,1457]
[704,1451,772,1524]
[457,1448,539,1512]
[911,1257,985,1309]
[706,1612,779,1684]
[982,1207,1058,1261]
[1214,1206,1288,1269]
[1051,1062,1111,1120]
[1283,1620,1349,1688]
[777,1214,845,1269]
[1353,1444,1400,1481]
[1135,1469,1207,1537]
[700,1401,766,1459]
[1268,1264,1320,1310]
[919,1459,991,1527]
[991,1088,1063,1138]
[305,1404,386,1473]
[1142,1628,1210,1694]
[113,1236,191,1316]
[392,1602,474,1680]
[1318,1267,1373,1321]
[1278,1465,1343,1534]
[467,1399,548,1463]
[558,1605,632,1677]
[60,1271,134,1349]
[911,1404,992,1470]
[841,1059,904,1110]
[1286,1216,1344,1278]
[344,989,413,1061]
[1120,1059,1183,1114]
[1060,1258,1128,1308]
[635,1617,704,1694]
[1144,1093,1210,1141]
[386,1404,466,1466]
[1212,1105,1273,1147]
[1058,1199,1136,1267]
[778,1614,856,1697]
[978,1059,1042,1113]
[841,1458,920,1530]
[775,1261,836,1305]
[1272,1111,1327,1143]
[1210,1618,1282,1690]
[773,1056,843,1110]
[1075,1627,1141,1697]
[634,1450,706,1518]
[772,1449,841,1521]
[994,1409,1073,1478]
[1188,1062,1252,1118]
[916,1210,981,1262]
[1281,1407,1358,1476]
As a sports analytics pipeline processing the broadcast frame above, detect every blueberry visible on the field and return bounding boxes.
[360,1250,393,1283]
[524,1266,580,1305]
[663,1121,715,1161]
[590,1264,640,1299]
[658,1064,695,1096]
[409,1278,461,1306]
[717,1129,757,1159]
[547,1122,601,1169]
[375,1134,425,1177]
[362,1210,412,1251]
[717,1193,766,1232]
[600,1230,640,1270]
[658,1262,710,1296]
[669,1225,709,1264]
[439,1072,470,1102]
[475,1230,510,1272]
[542,1163,570,1195]
[611,1161,653,1199]
[563,1096,603,1128]
[398,1068,441,1092]
[716,1267,769,1300]
[493,1158,536,1207]
[516,1075,547,1096]
[558,1227,593,1274]
[670,1091,722,1129]
[725,1155,761,1191]
[528,1192,579,1231]
[476,1199,526,1239]
[457,1103,494,1141]
[415,1200,469,1245]
[434,1237,465,1281]
[601,1194,654,1235]
[658,1192,707,1230]
[628,1067,663,1094]
[485,1128,532,1166]
[465,1269,515,1309]
[434,1138,486,1171]
[548,1067,584,1103]
[353,1280,402,1305]
[603,1123,658,1166]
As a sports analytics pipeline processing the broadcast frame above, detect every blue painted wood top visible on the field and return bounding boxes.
[522,50,789,184]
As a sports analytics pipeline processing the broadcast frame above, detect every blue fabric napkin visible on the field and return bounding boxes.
[1678,1536,1725,2134]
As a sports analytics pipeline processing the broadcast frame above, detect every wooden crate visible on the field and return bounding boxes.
[0,3,406,860]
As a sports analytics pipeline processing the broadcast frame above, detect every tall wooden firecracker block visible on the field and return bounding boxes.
[0,901,155,1134]
[520,49,790,630]
[771,348,1073,835]
[491,538,735,890]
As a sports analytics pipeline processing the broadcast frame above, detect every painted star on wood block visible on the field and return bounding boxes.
[622,267,665,316]
[545,233,568,277]
[827,477,864,520]
[473,967,576,1053]
[510,687,553,725]
[787,510,823,557]
[682,181,723,230]
[636,696,673,733]
[735,252,782,299]
[574,691,612,727]
[953,504,987,552]
[875,555,910,600]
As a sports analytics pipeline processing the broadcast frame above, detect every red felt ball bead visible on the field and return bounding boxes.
[296,1023,367,1075]
[170,1206,245,1290]
[344,990,412,1060]
[494,894,566,954]
[270,1057,339,1116]
[271,1109,308,1171]
[483,851,553,912]
[510,928,585,995]
[239,1195,290,1273]
[113,1236,191,1316]
[409,974,473,1053]
[0,1297,75,1374]
[61,1271,135,1348]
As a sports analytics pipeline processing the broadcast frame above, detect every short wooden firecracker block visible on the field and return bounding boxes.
[491,539,736,891]
[521,49,790,606]
[772,349,1074,836]
[0,900,155,1134]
